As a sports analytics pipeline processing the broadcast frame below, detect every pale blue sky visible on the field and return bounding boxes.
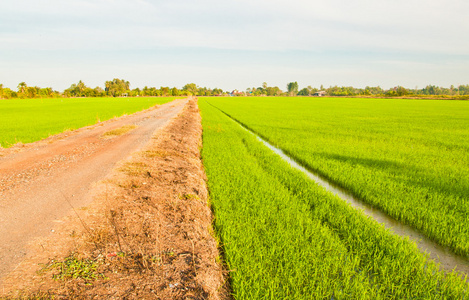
[1,0,468,91]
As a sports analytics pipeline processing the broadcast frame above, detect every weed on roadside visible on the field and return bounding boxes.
[39,253,106,283]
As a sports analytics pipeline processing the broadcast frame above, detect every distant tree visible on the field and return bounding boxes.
[421,85,442,96]
[450,85,456,95]
[105,78,130,97]
[17,82,27,94]
[459,84,469,95]
[3,88,17,99]
[94,86,105,97]
[256,83,281,96]
[367,86,384,95]
[395,86,409,96]
[361,87,372,95]
[77,80,86,94]
[38,87,58,98]
[197,87,210,96]
[287,82,299,96]
[64,84,77,97]
[384,86,408,97]
[212,88,223,96]
[254,86,265,96]
[160,87,170,96]
[182,83,198,96]
[142,86,150,96]
[326,86,358,96]
[129,88,140,97]
[24,86,40,98]
[65,80,90,97]
[297,88,310,96]
[266,86,282,96]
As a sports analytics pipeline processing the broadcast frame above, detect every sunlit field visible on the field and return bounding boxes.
[199,96,469,298]
[0,97,175,147]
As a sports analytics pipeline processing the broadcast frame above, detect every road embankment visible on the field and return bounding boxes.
[1,98,228,299]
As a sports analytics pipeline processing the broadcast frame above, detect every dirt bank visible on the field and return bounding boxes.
[0,99,188,281]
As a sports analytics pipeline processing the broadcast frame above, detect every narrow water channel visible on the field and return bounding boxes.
[257,135,469,277]
[212,104,469,278]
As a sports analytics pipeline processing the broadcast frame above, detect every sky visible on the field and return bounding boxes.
[1,0,468,92]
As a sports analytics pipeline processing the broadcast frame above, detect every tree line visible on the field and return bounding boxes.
[1,79,468,99]
[294,84,469,98]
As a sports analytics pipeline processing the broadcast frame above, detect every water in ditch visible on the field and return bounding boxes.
[226,113,469,278]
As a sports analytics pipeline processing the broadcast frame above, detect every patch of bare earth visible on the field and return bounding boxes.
[1,99,230,299]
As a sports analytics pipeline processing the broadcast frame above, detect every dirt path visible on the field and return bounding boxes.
[0,98,187,282]
[1,98,227,299]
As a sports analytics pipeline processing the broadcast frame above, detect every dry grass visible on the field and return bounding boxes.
[1,99,229,299]
[101,125,137,139]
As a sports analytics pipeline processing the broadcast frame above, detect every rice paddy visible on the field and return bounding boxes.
[3,95,468,297]
[199,97,469,298]
[0,97,175,147]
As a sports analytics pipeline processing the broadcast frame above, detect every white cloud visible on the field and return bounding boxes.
[2,0,468,53]
[0,0,468,89]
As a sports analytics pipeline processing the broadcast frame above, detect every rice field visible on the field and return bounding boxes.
[201,96,469,256]
[0,97,175,147]
[199,97,469,298]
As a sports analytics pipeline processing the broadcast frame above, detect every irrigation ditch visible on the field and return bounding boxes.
[208,102,469,278]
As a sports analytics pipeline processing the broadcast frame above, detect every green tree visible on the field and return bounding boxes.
[266,86,282,96]
[77,80,86,95]
[396,86,409,96]
[297,88,310,96]
[182,83,198,96]
[94,86,105,97]
[459,85,469,95]
[26,86,40,98]
[38,87,57,98]
[287,82,299,96]
[3,88,16,99]
[160,87,170,96]
[17,82,27,93]
[212,88,223,96]
[105,78,130,97]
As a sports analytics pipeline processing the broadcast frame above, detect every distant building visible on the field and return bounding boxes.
[230,90,246,96]
[313,91,326,97]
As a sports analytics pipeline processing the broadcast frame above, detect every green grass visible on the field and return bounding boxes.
[199,99,468,299]
[40,253,106,282]
[201,96,469,257]
[0,97,176,147]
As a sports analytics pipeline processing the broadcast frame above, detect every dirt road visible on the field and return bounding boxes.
[0,98,187,282]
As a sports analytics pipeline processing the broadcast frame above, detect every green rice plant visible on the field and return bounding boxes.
[200,96,469,256]
[199,100,468,299]
[0,97,175,147]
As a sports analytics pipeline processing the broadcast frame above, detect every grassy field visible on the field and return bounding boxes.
[199,99,468,298]
[0,97,176,147]
[200,96,469,257]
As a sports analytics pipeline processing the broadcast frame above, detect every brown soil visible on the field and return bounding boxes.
[0,99,188,281]
[0,98,229,299]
